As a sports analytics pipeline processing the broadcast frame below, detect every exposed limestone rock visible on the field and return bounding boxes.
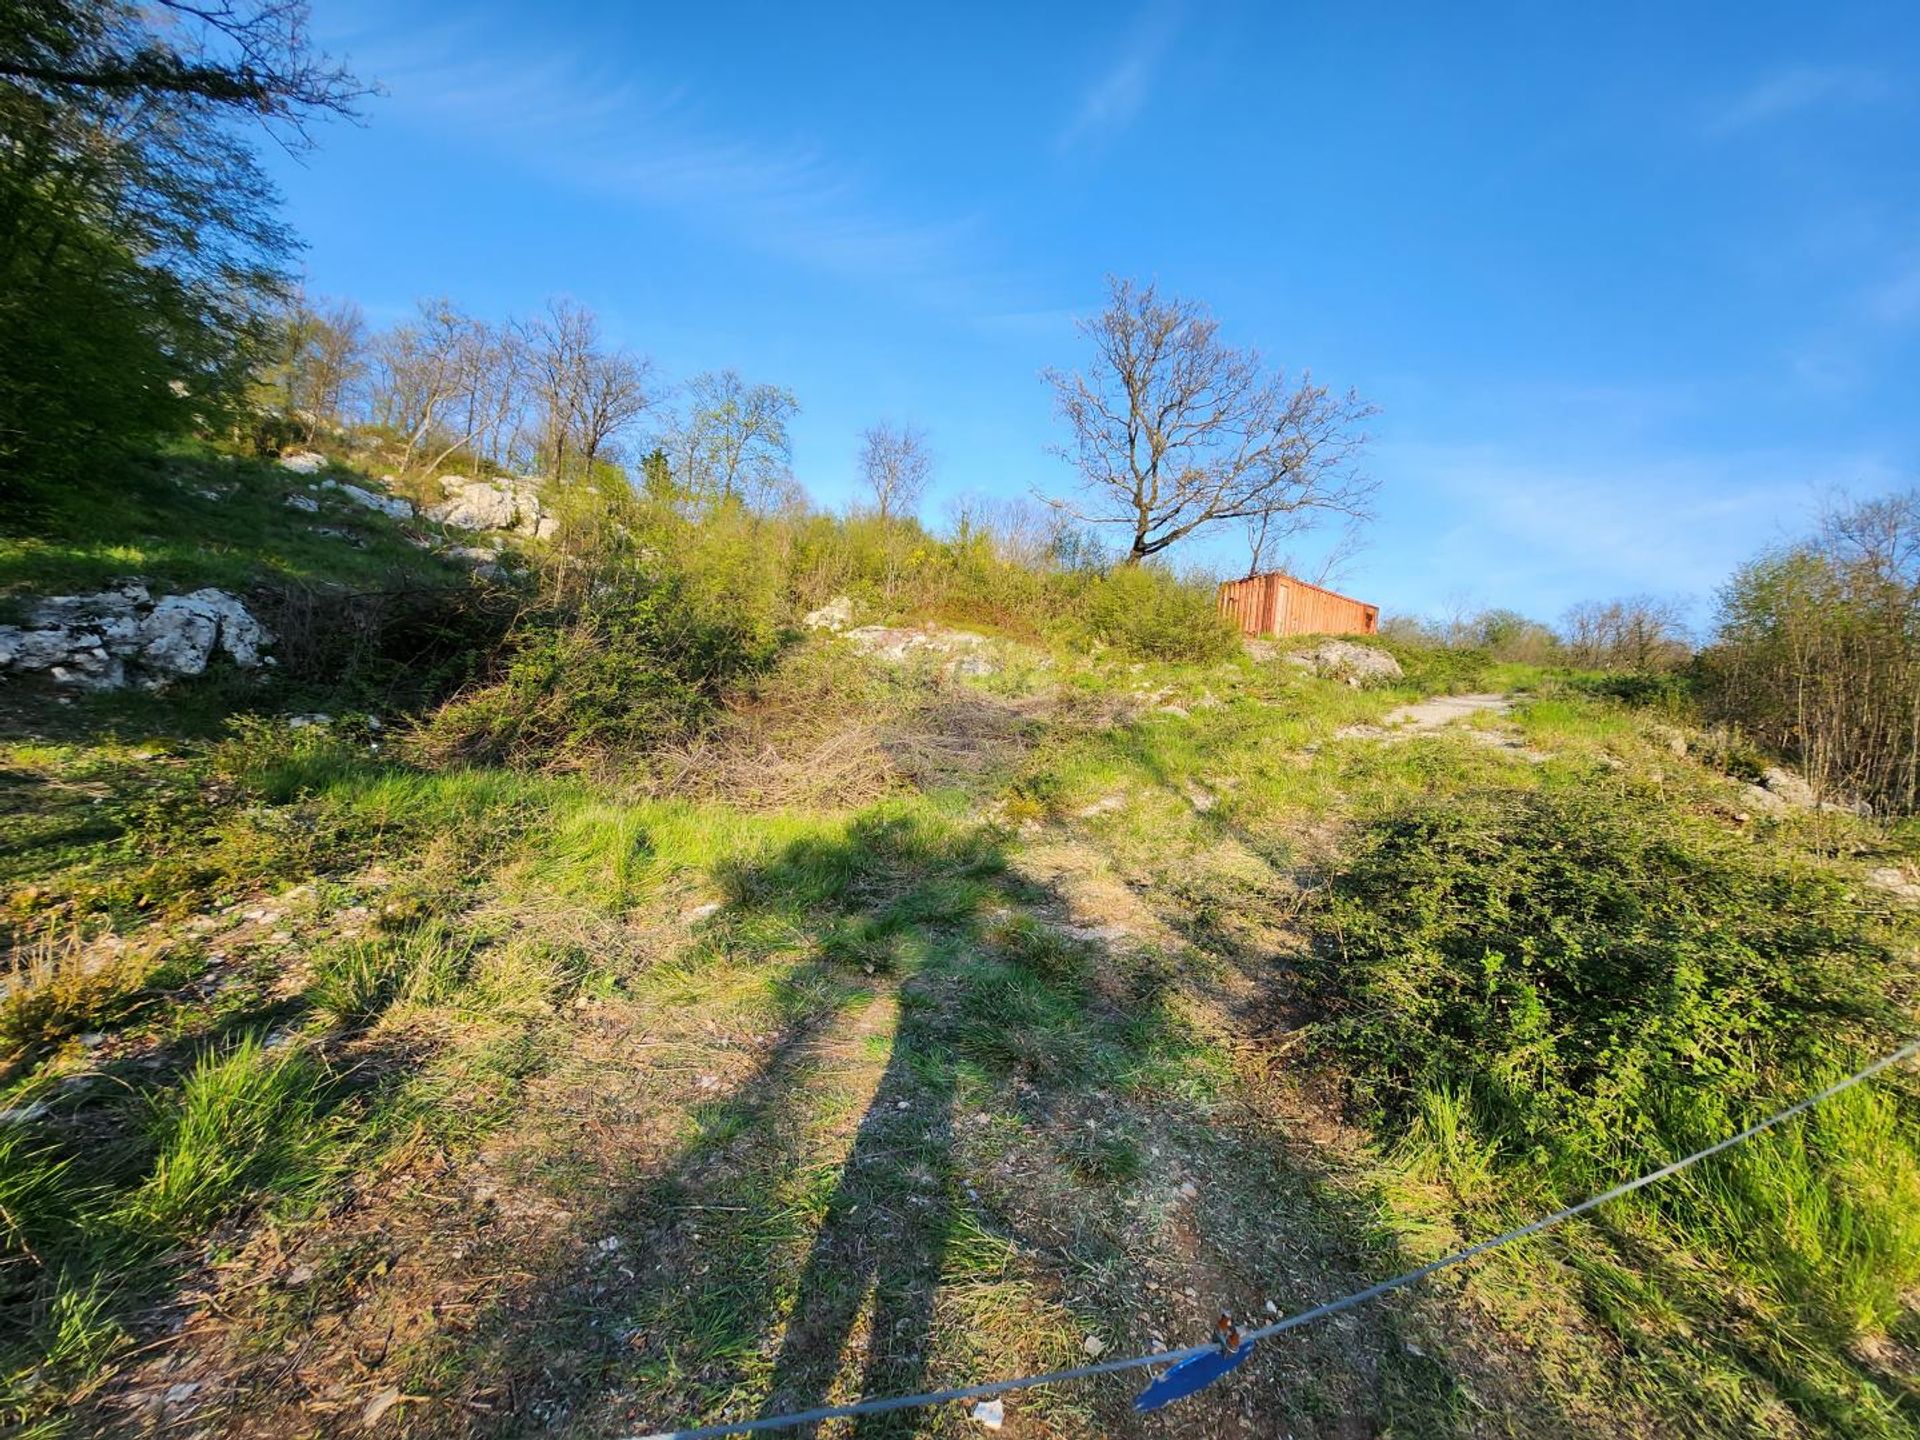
[286,494,321,514]
[428,475,551,537]
[431,477,517,530]
[277,451,326,474]
[1740,782,1789,816]
[322,479,412,520]
[842,624,996,677]
[1760,765,1817,809]
[1748,764,1871,816]
[1868,865,1920,901]
[1280,639,1404,687]
[804,595,857,631]
[0,583,271,690]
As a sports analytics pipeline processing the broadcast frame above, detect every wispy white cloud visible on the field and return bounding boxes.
[1055,5,1182,153]
[1702,65,1888,137]
[1367,441,1900,622]
[326,12,995,305]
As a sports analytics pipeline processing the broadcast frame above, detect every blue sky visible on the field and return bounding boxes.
[270,1,1919,627]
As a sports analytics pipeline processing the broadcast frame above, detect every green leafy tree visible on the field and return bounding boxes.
[0,1,363,504]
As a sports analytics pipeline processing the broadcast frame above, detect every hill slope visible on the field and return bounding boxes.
[2,454,1918,1440]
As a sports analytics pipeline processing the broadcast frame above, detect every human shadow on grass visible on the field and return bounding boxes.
[198,804,1495,1440]
[749,966,958,1438]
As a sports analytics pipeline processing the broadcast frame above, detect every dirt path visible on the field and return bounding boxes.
[1334,692,1544,759]
[1380,692,1512,729]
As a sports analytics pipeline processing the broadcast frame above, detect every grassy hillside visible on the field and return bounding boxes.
[1,455,1917,1439]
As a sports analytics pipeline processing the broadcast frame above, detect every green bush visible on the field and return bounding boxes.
[412,575,776,770]
[1562,668,1695,713]
[1302,781,1920,1373]
[1307,783,1906,1166]
[1073,565,1238,662]
[1375,638,1494,693]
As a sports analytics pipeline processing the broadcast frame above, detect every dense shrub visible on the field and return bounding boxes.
[258,578,521,711]
[1073,564,1238,662]
[411,575,776,770]
[1301,782,1920,1372]
[1308,784,1906,1158]
[1702,491,1920,814]
[1559,667,1695,714]
[1374,638,1494,693]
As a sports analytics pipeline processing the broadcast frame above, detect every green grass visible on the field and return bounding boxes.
[0,443,465,606]
[2,586,1915,1437]
[126,1034,340,1233]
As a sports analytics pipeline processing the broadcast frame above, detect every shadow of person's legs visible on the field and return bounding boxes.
[758,981,957,1437]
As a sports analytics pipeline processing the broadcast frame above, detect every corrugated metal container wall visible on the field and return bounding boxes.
[1217,572,1379,638]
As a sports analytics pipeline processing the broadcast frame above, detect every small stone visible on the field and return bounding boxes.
[1083,1334,1106,1356]
[1178,1181,1198,1199]
[361,1386,402,1426]
[970,1398,1004,1430]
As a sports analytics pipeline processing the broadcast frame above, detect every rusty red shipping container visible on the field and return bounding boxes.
[1217,571,1379,638]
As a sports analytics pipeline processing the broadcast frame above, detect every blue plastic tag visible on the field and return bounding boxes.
[1132,1342,1251,1412]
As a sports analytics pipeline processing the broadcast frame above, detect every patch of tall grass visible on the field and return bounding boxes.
[126,1034,339,1234]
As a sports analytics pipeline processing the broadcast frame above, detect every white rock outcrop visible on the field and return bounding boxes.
[0,583,272,690]
[1280,639,1404,687]
[1743,764,1872,817]
[323,479,413,520]
[841,624,996,678]
[804,596,857,631]
[277,451,326,474]
[428,475,554,538]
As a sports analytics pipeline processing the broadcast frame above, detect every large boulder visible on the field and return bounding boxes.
[0,583,271,690]
[277,451,326,474]
[428,475,552,536]
[1281,639,1404,687]
[430,478,517,530]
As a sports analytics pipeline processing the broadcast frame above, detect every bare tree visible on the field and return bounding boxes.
[0,1,369,141]
[1043,276,1376,564]
[945,491,1072,568]
[1561,595,1691,671]
[272,291,365,437]
[575,347,654,473]
[858,421,931,521]
[520,298,595,478]
[512,299,653,478]
[1247,512,1368,589]
[303,296,367,433]
[370,298,473,470]
[672,369,798,506]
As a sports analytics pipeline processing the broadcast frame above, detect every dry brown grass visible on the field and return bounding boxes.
[655,646,1057,811]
